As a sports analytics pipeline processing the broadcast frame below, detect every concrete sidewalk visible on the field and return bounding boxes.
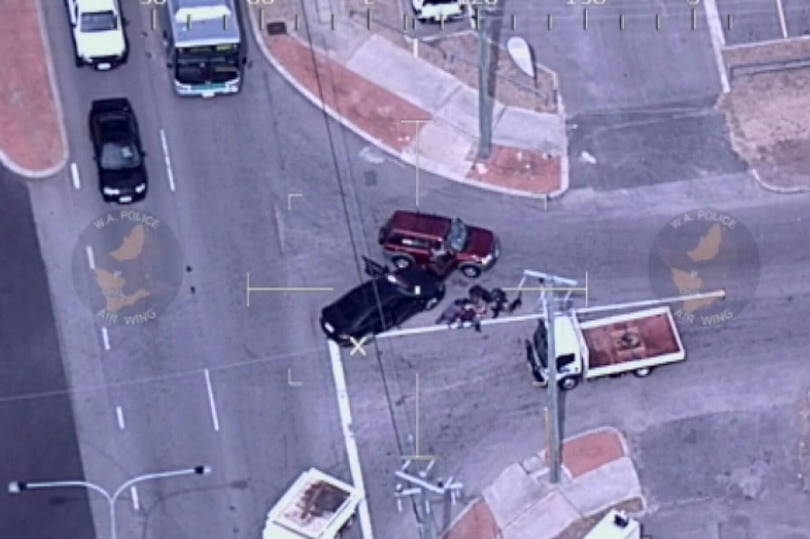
[443,427,646,539]
[0,2,67,177]
[248,8,568,199]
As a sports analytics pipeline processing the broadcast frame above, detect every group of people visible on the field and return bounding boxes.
[435,285,522,332]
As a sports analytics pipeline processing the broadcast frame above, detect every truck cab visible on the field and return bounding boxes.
[526,306,685,391]
[583,510,642,539]
[526,315,583,390]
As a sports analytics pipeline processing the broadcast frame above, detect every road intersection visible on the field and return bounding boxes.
[2,1,810,539]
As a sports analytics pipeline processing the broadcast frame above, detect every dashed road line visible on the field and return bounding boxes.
[131,486,139,510]
[101,327,110,351]
[85,246,96,270]
[70,162,81,189]
[159,129,176,192]
[115,406,125,430]
[703,0,731,93]
[203,368,220,432]
[327,341,374,539]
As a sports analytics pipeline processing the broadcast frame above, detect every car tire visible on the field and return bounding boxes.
[424,297,439,311]
[391,255,413,270]
[633,367,653,378]
[460,265,482,278]
[558,377,578,391]
[75,56,83,68]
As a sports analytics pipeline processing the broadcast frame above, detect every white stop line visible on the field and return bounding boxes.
[327,340,374,539]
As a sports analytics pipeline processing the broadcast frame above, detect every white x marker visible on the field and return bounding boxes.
[349,336,369,356]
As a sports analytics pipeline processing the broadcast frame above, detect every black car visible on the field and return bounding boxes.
[89,98,147,204]
[320,260,446,346]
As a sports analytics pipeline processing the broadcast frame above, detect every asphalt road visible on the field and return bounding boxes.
[21,2,810,539]
[29,3,365,538]
[333,165,810,537]
[490,0,744,191]
[0,170,95,538]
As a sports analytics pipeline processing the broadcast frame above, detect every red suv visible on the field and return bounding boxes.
[378,210,500,278]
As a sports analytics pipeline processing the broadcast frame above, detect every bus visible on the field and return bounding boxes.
[162,0,247,97]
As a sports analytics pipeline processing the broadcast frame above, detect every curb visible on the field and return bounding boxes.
[750,168,810,194]
[1,0,69,179]
[249,10,570,201]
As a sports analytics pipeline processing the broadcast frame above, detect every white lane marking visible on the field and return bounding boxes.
[70,162,81,189]
[159,129,176,192]
[702,0,731,93]
[203,369,220,432]
[85,246,96,270]
[775,0,788,38]
[101,327,110,350]
[116,406,125,430]
[131,486,139,510]
[327,341,374,539]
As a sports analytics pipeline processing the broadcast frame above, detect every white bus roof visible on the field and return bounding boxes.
[166,0,240,46]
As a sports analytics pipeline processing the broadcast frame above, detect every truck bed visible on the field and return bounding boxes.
[263,468,361,539]
[579,306,684,375]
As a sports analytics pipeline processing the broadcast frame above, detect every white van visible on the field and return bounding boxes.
[411,0,469,23]
[66,0,128,70]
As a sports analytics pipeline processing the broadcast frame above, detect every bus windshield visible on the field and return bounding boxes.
[174,45,240,85]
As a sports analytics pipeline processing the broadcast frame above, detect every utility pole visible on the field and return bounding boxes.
[536,274,580,484]
[476,6,492,159]
[541,283,561,483]
[394,458,464,539]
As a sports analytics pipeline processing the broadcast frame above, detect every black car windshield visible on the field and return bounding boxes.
[100,141,141,170]
[175,46,240,85]
[445,218,468,252]
[80,11,117,32]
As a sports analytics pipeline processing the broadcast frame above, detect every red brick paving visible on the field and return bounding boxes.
[265,34,431,153]
[442,499,501,539]
[560,429,625,479]
[467,146,561,194]
[0,3,65,173]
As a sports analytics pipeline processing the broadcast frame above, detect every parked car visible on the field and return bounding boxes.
[89,98,147,204]
[66,0,128,70]
[378,210,500,279]
[320,258,446,346]
[411,0,469,23]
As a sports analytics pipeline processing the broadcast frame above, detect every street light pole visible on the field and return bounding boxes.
[476,6,492,159]
[8,465,211,539]
[541,285,562,484]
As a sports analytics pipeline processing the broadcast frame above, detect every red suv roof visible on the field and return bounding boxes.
[386,210,450,239]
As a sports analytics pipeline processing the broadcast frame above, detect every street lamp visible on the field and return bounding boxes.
[8,465,211,539]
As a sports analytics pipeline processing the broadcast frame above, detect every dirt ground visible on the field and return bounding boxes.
[717,40,810,190]
[553,498,645,539]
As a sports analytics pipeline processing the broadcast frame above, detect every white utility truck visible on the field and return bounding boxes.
[584,510,643,539]
[262,468,363,539]
[525,305,686,390]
